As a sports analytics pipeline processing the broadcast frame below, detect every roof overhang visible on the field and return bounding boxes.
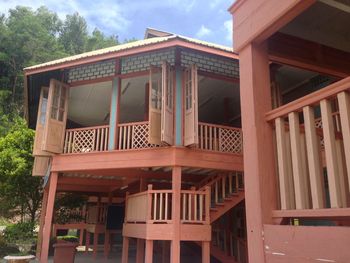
[24,36,238,76]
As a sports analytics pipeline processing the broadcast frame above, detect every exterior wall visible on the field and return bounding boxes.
[68,59,116,83]
[121,49,175,74]
[181,51,239,78]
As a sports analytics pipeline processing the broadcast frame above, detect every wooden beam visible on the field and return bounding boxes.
[268,32,350,78]
[171,167,181,263]
[40,172,58,263]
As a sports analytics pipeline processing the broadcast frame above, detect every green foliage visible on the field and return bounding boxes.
[56,235,79,243]
[54,193,87,224]
[3,222,35,244]
[0,235,20,257]
[0,117,42,222]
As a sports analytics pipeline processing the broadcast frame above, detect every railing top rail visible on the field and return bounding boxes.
[66,125,109,132]
[198,122,242,131]
[180,189,207,194]
[118,121,149,126]
[149,189,173,194]
[265,76,350,121]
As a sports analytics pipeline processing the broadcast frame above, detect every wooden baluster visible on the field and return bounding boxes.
[214,127,218,151]
[205,186,210,224]
[147,185,152,223]
[321,99,343,208]
[204,125,208,150]
[338,91,350,192]
[200,124,204,149]
[165,193,168,220]
[122,126,126,150]
[128,125,132,149]
[229,174,233,194]
[209,126,213,150]
[188,193,192,221]
[182,193,186,221]
[199,194,203,222]
[303,106,325,209]
[219,128,223,152]
[194,192,197,221]
[118,126,122,150]
[288,112,310,209]
[105,127,108,151]
[153,192,157,221]
[215,181,218,204]
[160,192,163,221]
[275,117,295,209]
[222,176,226,199]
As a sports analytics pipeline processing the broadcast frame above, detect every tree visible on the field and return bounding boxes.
[59,12,88,55]
[0,118,42,222]
[86,28,119,51]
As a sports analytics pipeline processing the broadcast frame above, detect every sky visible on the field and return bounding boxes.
[0,0,234,47]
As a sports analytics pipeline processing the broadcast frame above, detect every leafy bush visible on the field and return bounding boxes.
[0,235,19,257]
[3,222,35,243]
[56,235,79,243]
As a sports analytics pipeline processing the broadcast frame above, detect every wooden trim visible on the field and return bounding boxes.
[268,32,350,78]
[272,208,350,219]
[197,70,239,83]
[266,76,350,121]
[69,76,114,87]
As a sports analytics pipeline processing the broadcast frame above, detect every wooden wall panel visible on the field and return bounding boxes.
[264,224,350,263]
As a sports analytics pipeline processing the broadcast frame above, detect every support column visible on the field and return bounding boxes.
[171,166,181,263]
[202,241,210,263]
[239,42,277,263]
[145,240,153,263]
[40,172,58,263]
[121,237,129,263]
[36,186,49,259]
[136,239,145,263]
[109,76,121,150]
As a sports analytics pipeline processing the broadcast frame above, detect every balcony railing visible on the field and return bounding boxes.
[63,121,243,154]
[266,76,350,212]
[63,125,109,154]
[125,185,210,225]
[117,121,158,150]
[197,122,243,154]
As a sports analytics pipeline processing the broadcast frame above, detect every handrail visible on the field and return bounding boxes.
[65,124,109,132]
[266,76,350,121]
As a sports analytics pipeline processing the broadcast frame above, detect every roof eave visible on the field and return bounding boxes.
[24,37,238,76]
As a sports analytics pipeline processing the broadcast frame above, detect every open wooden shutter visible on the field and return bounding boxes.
[184,64,198,146]
[33,87,51,156]
[32,156,50,176]
[161,61,174,145]
[148,66,162,145]
[42,79,69,153]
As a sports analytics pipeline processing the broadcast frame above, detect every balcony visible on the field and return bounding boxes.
[266,76,350,217]
[63,121,243,154]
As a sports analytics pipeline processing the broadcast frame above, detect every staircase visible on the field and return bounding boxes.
[196,172,246,263]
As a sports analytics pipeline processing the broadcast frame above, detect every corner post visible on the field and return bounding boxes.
[171,166,181,263]
[36,186,49,259]
[239,42,277,263]
[40,172,58,263]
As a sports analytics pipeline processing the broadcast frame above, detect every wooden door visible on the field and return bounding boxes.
[148,66,162,145]
[161,61,174,145]
[184,64,198,146]
[42,79,69,153]
[33,87,51,156]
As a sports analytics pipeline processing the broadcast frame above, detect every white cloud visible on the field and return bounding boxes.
[196,25,211,38]
[1,0,130,34]
[224,19,232,42]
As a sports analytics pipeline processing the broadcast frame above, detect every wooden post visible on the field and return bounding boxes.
[136,239,145,263]
[104,192,113,258]
[202,241,210,263]
[40,172,58,263]
[171,166,181,263]
[121,237,129,263]
[36,186,49,259]
[239,42,277,263]
[145,240,153,263]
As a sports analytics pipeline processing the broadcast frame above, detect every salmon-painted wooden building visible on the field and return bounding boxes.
[25,0,350,261]
[25,28,246,263]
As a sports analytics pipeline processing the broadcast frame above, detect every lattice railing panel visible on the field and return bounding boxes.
[219,128,243,154]
[64,125,109,154]
[118,122,158,150]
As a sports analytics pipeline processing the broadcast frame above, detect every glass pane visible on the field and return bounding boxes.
[58,110,64,121]
[40,98,48,125]
[43,89,49,99]
[51,107,58,119]
[60,98,65,109]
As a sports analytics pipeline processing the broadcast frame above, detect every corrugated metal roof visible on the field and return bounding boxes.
[24,35,234,71]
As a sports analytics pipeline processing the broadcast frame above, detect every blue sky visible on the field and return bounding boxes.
[1,0,234,47]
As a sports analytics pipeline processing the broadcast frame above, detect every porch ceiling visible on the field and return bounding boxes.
[280,1,350,53]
